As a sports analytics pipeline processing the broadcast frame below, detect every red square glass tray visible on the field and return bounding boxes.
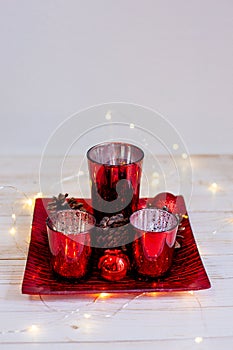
[22,197,211,295]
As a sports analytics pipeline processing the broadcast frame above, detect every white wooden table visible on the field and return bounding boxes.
[0,155,233,349]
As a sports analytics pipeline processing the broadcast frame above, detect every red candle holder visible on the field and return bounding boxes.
[130,208,179,278]
[46,210,95,279]
[87,142,144,223]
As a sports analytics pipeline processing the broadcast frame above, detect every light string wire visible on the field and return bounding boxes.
[0,177,231,338]
[0,185,150,335]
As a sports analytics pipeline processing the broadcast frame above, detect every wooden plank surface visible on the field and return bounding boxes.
[0,155,233,349]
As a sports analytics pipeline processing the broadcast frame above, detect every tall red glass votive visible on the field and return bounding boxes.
[46,210,95,279]
[87,142,144,223]
[130,208,179,278]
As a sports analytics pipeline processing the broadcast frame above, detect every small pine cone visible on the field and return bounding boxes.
[93,224,134,249]
[99,214,128,228]
[57,193,68,203]
[93,213,133,249]
[47,193,70,213]
[47,193,86,214]
[67,197,86,211]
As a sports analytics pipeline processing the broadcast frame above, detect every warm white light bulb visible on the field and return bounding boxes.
[105,111,112,120]
[173,143,179,150]
[209,182,219,194]
[99,292,109,298]
[152,171,159,178]
[151,179,159,187]
[28,324,39,332]
[9,227,16,235]
[27,199,33,207]
[195,336,203,344]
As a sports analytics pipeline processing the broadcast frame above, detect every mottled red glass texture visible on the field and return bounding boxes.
[87,142,144,223]
[46,211,95,279]
[131,209,179,278]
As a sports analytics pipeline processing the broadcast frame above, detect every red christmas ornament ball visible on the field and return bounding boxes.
[98,250,130,282]
[148,192,187,216]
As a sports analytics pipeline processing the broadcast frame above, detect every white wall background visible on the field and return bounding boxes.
[0,0,232,155]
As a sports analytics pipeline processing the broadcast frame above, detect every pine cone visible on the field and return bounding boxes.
[98,214,129,228]
[47,193,70,213]
[93,214,133,249]
[67,197,86,211]
[47,193,86,213]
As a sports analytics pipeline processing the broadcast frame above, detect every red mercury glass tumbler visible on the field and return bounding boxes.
[130,208,179,278]
[46,210,95,279]
[87,142,144,223]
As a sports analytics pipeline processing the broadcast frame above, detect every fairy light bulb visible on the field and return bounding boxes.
[151,171,160,187]
[105,111,112,120]
[28,324,39,333]
[152,171,159,178]
[173,143,179,150]
[26,198,33,207]
[208,182,220,194]
[182,153,188,160]
[99,292,110,299]
[9,227,16,236]
[195,336,203,344]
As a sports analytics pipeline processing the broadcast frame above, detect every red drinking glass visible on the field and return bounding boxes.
[130,208,179,278]
[46,210,95,279]
[87,142,144,223]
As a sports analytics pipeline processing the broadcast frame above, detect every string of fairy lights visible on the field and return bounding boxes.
[0,148,231,343]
